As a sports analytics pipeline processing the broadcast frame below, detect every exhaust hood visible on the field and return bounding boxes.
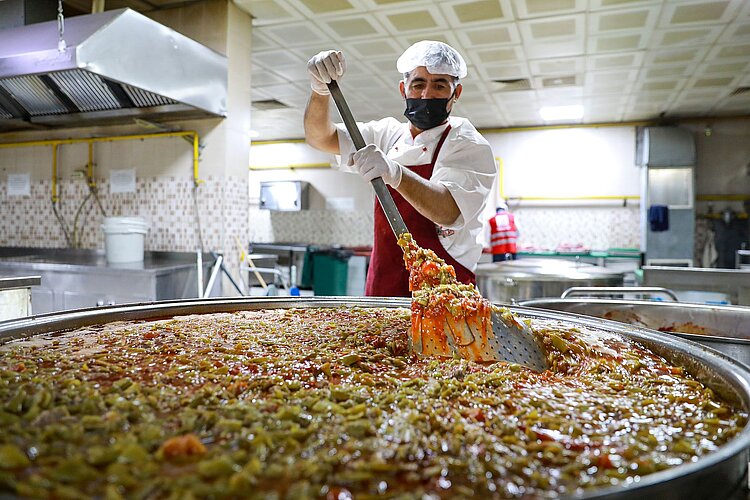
[0,8,227,132]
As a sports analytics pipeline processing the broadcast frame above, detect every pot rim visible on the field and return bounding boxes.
[1,296,749,499]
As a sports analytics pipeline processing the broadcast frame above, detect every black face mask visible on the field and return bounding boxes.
[404,95,453,130]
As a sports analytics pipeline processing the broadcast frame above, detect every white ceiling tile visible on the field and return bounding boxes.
[260,21,331,48]
[534,74,583,91]
[518,15,586,58]
[492,91,538,105]
[695,61,749,76]
[237,0,750,139]
[529,56,584,76]
[439,0,516,27]
[589,0,661,11]
[589,6,659,34]
[250,71,289,87]
[514,0,586,20]
[589,32,649,53]
[470,45,525,65]
[659,0,743,28]
[315,14,390,40]
[706,42,750,61]
[269,64,309,82]
[643,46,709,66]
[374,4,450,35]
[477,64,531,81]
[251,31,279,52]
[251,86,275,101]
[586,52,645,71]
[252,49,307,67]
[345,38,403,60]
[718,22,750,43]
[651,26,725,49]
[238,0,305,26]
[455,23,522,48]
[714,95,750,111]
[286,0,360,18]
[536,87,584,103]
[689,75,739,89]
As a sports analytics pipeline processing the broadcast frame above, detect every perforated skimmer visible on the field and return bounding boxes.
[327,80,548,372]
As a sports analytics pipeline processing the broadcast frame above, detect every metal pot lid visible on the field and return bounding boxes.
[476,258,623,281]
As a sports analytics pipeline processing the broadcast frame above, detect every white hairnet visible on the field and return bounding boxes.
[396,40,467,79]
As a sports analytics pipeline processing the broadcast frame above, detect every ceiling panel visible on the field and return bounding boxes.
[72,0,750,139]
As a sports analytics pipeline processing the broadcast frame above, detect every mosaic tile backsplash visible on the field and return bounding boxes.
[248,205,641,251]
[0,175,248,273]
[513,206,641,251]
[249,208,373,247]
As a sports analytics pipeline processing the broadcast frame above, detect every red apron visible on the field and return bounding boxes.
[366,125,476,297]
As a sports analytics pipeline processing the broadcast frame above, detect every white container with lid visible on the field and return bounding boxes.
[101,216,149,263]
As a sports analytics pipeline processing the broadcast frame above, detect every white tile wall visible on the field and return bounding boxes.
[249,207,373,246]
[511,206,640,251]
[247,205,639,251]
[0,175,247,258]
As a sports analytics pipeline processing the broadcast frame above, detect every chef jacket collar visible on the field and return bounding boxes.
[403,120,451,146]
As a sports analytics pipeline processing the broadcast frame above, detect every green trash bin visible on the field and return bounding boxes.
[312,249,352,296]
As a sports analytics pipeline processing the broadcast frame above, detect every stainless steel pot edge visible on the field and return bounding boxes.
[1,298,749,499]
[0,296,413,343]
[510,305,750,499]
[521,298,750,346]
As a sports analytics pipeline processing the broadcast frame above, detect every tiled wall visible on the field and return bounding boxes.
[0,175,247,260]
[249,207,373,246]
[247,205,640,251]
[513,206,641,251]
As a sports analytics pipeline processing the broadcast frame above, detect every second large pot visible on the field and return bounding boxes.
[520,298,750,367]
[476,258,624,303]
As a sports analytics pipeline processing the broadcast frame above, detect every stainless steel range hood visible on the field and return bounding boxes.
[0,8,227,132]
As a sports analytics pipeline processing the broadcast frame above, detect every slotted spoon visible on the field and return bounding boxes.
[327,80,548,371]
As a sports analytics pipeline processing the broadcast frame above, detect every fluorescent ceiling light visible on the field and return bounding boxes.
[539,105,584,121]
[249,130,260,139]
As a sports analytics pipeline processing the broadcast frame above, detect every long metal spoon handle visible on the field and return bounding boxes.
[327,80,408,238]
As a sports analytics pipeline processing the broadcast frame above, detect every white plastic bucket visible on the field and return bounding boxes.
[101,216,149,263]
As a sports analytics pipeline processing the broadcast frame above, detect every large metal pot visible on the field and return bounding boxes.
[1,297,750,499]
[476,258,624,304]
[521,298,750,368]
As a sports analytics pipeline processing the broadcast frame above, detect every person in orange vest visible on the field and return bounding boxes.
[489,202,518,262]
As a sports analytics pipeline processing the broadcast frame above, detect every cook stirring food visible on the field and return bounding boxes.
[304,41,497,297]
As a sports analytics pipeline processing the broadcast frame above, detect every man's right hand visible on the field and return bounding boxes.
[307,50,346,96]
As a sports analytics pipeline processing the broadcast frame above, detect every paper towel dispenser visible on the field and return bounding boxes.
[636,126,696,168]
[260,181,309,211]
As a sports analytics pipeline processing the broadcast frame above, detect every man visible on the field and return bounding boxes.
[304,41,496,297]
[489,201,518,262]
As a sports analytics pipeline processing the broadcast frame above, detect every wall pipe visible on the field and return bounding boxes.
[249,162,330,170]
[0,131,202,196]
[52,144,59,203]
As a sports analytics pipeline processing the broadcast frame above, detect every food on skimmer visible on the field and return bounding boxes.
[0,307,746,498]
[398,232,496,359]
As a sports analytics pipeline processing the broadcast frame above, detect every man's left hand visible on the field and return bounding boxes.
[350,145,403,187]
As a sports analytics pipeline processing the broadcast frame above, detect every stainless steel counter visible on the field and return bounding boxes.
[642,265,750,306]
[0,275,41,290]
[0,275,40,321]
[0,248,217,314]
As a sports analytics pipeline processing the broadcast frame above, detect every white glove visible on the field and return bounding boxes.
[307,50,346,95]
[350,145,403,187]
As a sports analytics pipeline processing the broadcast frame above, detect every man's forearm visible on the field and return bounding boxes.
[396,168,460,227]
[303,93,340,154]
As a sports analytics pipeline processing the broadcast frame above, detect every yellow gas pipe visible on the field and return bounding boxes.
[0,131,202,200]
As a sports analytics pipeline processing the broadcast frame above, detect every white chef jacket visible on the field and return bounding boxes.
[335,116,497,272]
